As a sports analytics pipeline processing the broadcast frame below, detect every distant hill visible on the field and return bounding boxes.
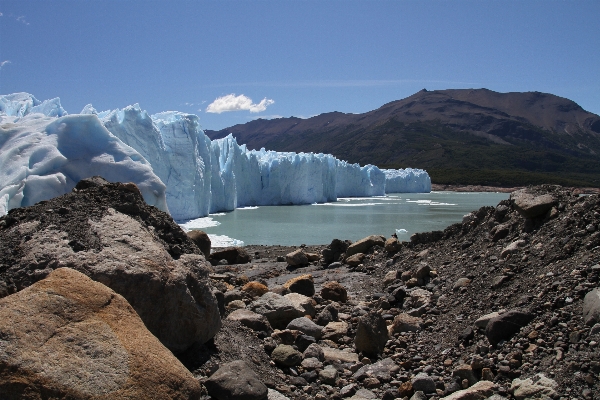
[205,89,600,187]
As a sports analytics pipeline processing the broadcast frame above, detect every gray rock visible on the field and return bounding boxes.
[354,311,390,356]
[583,288,600,326]
[410,391,428,400]
[315,303,339,326]
[321,321,349,341]
[510,189,555,218]
[303,343,325,361]
[485,310,535,345]
[354,388,377,399]
[474,311,501,329]
[340,383,358,397]
[440,380,497,400]
[501,239,526,259]
[346,235,386,257]
[271,344,302,367]
[411,373,436,394]
[415,264,431,279]
[250,292,303,329]
[267,388,290,400]
[226,309,273,333]
[352,358,398,382]
[452,364,477,387]
[319,365,338,385]
[383,270,400,286]
[453,277,471,291]
[284,293,317,317]
[510,373,558,400]
[286,317,323,339]
[205,360,268,400]
[300,357,323,370]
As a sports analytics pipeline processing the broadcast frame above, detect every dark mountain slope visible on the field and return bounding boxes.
[206,89,600,187]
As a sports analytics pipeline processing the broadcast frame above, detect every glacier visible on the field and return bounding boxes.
[0,93,431,220]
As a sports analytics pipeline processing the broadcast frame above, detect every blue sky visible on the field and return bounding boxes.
[1,0,599,131]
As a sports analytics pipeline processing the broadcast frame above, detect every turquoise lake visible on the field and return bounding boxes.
[180,191,509,247]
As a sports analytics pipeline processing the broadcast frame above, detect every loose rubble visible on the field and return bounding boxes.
[2,183,599,399]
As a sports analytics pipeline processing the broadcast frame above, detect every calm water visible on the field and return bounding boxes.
[180,192,509,246]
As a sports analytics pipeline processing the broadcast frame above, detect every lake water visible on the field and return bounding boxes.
[180,191,509,247]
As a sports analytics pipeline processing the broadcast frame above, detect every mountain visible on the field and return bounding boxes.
[205,89,600,187]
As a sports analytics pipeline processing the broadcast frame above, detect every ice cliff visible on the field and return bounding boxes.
[0,93,431,220]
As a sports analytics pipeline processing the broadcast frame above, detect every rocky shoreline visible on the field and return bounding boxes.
[1,180,600,399]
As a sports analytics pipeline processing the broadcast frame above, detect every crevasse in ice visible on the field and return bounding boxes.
[0,93,431,220]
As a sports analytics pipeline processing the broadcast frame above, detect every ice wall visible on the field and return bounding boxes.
[0,94,169,216]
[0,93,431,220]
[384,168,431,193]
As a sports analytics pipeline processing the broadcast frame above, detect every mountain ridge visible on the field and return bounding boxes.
[205,89,600,187]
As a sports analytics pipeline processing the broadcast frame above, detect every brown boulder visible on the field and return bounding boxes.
[320,281,348,302]
[211,247,251,264]
[0,268,201,399]
[286,249,309,266]
[346,253,365,267]
[2,205,220,354]
[187,230,211,258]
[346,235,386,257]
[283,274,315,297]
[384,237,401,253]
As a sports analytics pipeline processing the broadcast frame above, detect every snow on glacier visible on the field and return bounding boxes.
[0,92,431,220]
[0,94,168,215]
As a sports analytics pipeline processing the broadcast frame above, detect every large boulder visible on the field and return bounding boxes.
[204,360,268,400]
[249,292,303,329]
[0,268,201,399]
[485,310,535,346]
[510,189,555,218]
[346,235,386,257]
[0,179,220,354]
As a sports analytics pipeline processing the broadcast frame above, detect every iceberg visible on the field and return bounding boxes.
[0,93,431,219]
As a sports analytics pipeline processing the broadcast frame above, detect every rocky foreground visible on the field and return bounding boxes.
[1,180,599,399]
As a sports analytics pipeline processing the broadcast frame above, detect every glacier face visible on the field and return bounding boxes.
[0,93,431,220]
[0,94,168,215]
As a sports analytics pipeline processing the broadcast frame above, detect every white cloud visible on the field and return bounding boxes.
[206,94,274,114]
[16,15,29,25]
[0,60,11,69]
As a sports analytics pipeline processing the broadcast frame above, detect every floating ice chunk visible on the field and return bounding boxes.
[209,234,245,248]
[179,217,221,231]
